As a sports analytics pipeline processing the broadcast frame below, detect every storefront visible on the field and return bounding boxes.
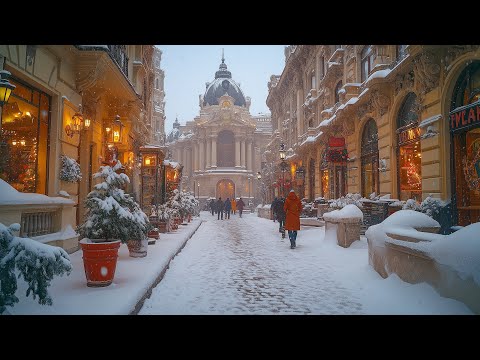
[450,61,480,226]
[396,93,422,201]
[360,119,378,198]
[0,77,50,194]
[326,137,348,199]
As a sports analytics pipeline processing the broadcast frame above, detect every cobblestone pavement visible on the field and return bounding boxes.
[140,212,364,314]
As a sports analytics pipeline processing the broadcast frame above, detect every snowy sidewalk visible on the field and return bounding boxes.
[9,218,203,315]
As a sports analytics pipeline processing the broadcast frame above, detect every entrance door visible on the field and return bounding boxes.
[334,165,346,199]
[216,179,235,200]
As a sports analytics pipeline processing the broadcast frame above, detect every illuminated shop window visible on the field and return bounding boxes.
[0,78,50,194]
[397,92,422,201]
[361,118,379,197]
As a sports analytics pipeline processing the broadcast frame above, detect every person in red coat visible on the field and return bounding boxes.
[283,189,303,249]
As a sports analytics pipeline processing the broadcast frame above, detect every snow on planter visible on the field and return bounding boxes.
[323,204,363,221]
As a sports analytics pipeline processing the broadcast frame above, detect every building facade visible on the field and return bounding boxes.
[151,47,166,145]
[0,45,158,251]
[166,57,272,207]
[266,45,480,227]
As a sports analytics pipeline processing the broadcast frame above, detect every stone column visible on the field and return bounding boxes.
[194,142,199,171]
[199,140,205,170]
[297,88,304,139]
[182,147,187,169]
[206,136,211,168]
[246,139,252,171]
[235,137,241,167]
[176,148,181,163]
[187,148,191,177]
[240,139,245,168]
[212,136,217,167]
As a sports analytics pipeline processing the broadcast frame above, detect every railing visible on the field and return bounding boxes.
[20,211,56,238]
[108,45,129,78]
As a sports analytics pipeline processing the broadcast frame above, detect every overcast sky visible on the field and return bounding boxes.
[156,45,285,133]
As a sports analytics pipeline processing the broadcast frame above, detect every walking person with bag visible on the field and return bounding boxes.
[284,189,302,249]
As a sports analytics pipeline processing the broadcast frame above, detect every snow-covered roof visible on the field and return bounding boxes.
[163,160,180,169]
[419,114,442,128]
[365,69,392,84]
[0,180,75,206]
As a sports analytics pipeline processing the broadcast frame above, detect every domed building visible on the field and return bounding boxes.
[166,55,272,208]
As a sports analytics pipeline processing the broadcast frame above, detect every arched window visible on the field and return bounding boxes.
[217,130,235,167]
[450,61,480,226]
[361,46,374,82]
[361,119,379,197]
[397,92,422,201]
[335,81,343,104]
[155,78,159,89]
[311,72,316,90]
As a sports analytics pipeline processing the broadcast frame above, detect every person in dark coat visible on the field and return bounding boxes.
[274,197,286,238]
[237,197,245,218]
[209,199,216,216]
[284,190,302,249]
[216,197,224,220]
[224,198,232,219]
[271,197,278,222]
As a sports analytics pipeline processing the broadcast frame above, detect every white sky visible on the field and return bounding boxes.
[156,45,285,132]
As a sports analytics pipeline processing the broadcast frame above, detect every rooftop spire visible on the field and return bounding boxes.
[222,48,225,63]
[215,49,231,79]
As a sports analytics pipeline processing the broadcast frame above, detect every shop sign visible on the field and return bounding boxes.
[398,127,421,145]
[449,102,480,132]
[328,137,345,147]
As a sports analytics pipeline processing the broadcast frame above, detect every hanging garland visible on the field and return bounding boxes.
[59,155,82,183]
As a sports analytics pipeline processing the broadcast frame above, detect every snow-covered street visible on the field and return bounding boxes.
[140,212,473,315]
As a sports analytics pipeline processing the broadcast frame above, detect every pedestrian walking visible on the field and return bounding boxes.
[274,196,286,238]
[237,197,245,218]
[224,198,231,219]
[216,197,224,220]
[231,198,237,215]
[271,197,278,222]
[209,198,216,216]
[284,189,302,249]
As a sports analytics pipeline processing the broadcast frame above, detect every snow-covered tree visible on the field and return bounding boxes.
[0,223,72,314]
[59,155,82,183]
[78,161,149,242]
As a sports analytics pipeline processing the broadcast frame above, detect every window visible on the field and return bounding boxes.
[451,61,480,226]
[396,45,407,61]
[309,158,315,201]
[361,119,379,197]
[311,72,316,90]
[397,92,422,201]
[335,81,343,104]
[361,46,374,82]
[0,78,50,194]
[155,78,159,90]
[217,130,235,167]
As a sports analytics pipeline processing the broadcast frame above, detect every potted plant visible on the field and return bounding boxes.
[77,161,138,286]
[156,204,171,233]
[125,193,151,258]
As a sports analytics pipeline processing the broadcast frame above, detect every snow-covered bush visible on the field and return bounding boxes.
[329,193,363,209]
[77,161,149,242]
[401,197,447,218]
[156,204,172,221]
[402,198,421,212]
[59,155,82,183]
[0,223,72,314]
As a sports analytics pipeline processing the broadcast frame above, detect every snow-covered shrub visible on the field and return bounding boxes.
[402,199,421,212]
[156,204,172,221]
[0,223,72,314]
[77,161,149,242]
[420,196,447,218]
[329,193,363,209]
[59,155,82,183]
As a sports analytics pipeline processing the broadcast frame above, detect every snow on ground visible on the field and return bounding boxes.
[8,219,202,315]
[140,212,472,315]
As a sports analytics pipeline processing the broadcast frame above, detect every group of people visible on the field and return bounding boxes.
[272,190,302,249]
[209,197,245,220]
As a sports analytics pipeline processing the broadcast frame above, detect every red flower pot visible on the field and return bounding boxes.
[80,239,121,287]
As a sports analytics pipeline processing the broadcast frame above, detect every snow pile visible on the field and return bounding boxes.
[0,179,74,205]
[329,193,363,209]
[58,190,70,197]
[428,223,480,286]
[324,204,363,221]
[32,225,78,244]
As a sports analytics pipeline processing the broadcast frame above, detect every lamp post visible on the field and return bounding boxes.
[0,70,16,140]
[279,143,287,197]
[197,182,200,200]
[257,171,263,205]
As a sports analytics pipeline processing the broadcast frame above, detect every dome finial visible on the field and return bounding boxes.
[222,48,225,64]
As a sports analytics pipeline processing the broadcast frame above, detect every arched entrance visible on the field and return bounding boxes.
[216,179,235,200]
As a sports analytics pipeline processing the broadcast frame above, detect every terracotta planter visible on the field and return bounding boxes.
[158,220,168,233]
[80,239,121,287]
[127,238,148,258]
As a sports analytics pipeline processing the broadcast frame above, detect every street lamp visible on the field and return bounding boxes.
[257,171,263,205]
[0,70,16,137]
[248,176,252,207]
[197,182,200,200]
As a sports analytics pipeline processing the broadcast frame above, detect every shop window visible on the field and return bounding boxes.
[397,92,422,201]
[0,78,50,194]
[361,119,379,197]
[451,61,480,226]
[320,150,329,198]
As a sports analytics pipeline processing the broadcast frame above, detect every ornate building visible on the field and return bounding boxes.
[266,45,480,227]
[166,56,271,207]
[151,47,166,145]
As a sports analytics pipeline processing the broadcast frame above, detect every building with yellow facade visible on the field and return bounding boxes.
[266,45,480,227]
